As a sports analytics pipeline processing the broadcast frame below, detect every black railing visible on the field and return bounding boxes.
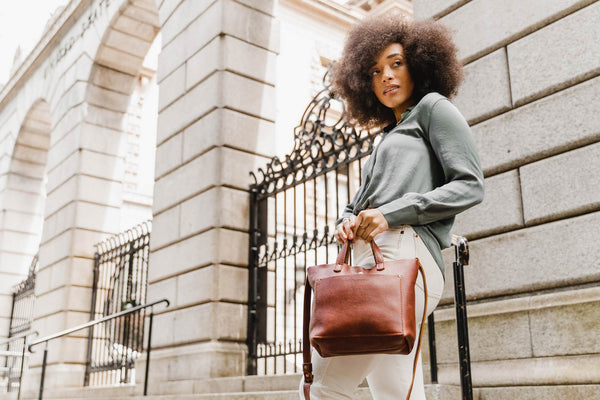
[247,68,375,375]
[85,221,151,387]
[8,256,38,338]
[0,331,38,398]
[246,68,474,399]
[28,298,169,400]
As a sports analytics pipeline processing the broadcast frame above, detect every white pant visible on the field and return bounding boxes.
[300,226,445,400]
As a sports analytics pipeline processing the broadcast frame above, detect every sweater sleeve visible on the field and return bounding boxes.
[335,184,363,226]
[377,99,485,226]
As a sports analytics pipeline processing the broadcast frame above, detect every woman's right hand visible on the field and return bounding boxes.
[334,216,357,244]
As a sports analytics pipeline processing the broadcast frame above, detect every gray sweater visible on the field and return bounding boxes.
[338,92,485,278]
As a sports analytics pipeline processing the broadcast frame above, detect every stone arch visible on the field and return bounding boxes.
[1,99,51,283]
[84,0,161,229]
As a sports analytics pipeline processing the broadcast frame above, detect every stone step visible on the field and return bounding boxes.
[3,386,461,400]
[0,380,462,400]
[5,382,600,400]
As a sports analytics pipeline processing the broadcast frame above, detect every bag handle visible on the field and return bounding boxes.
[334,241,385,272]
[302,257,428,400]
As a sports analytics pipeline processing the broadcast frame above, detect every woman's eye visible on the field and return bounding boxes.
[371,69,380,76]
[393,60,402,67]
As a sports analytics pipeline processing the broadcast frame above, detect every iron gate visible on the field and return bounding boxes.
[84,221,150,386]
[1,255,38,392]
[247,71,382,375]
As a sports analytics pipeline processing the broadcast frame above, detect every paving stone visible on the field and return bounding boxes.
[520,142,600,224]
[453,170,523,238]
[472,75,600,175]
[508,1,600,105]
[438,0,596,62]
[413,0,470,20]
[453,48,512,124]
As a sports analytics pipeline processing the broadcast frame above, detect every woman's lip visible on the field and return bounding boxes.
[384,87,399,95]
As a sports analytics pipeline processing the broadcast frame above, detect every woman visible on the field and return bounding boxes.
[301,14,484,400]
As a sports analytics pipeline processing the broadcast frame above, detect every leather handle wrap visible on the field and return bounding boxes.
[334,242,385,272]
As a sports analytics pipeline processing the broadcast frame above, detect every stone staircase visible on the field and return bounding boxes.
[0,374,465,400]
[2,374,600,399]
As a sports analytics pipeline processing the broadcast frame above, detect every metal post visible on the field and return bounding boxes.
[84,251,100,386]
[246,188,259,376]
[453,238,473,400]
[39,342,48,400]
[143,308,154,396]
[17,336,27,400]
[427,313,438,384]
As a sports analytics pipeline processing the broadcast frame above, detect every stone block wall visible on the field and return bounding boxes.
[414,0,600,388]
[142,0,279,384]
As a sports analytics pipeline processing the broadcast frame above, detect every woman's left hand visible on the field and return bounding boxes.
[353,209,389,241]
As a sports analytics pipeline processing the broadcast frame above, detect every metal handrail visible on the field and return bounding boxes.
[0,331,38,347]
[427,234,473,400]
[0,331,38,399]
[26,298,169,400]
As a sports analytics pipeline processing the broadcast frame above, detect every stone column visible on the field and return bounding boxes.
[141,0,278,384]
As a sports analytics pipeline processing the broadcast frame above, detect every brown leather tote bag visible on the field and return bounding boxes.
[302,241,427,400]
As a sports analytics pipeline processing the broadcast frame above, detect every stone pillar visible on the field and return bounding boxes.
[21,0,160,392]
[141,0,278,384]
[413,0,600,391]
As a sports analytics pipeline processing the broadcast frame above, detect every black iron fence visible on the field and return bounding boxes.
[8,256,38,338]
[84,221,151,387]
[1,255,38,393]
[247,71,378,375]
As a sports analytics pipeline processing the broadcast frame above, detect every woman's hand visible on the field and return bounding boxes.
[353,209,389,241]
[334,216,357,244]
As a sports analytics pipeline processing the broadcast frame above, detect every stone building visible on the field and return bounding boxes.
[0,0,598,399]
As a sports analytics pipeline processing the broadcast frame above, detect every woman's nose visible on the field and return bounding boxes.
[382,66,393,80]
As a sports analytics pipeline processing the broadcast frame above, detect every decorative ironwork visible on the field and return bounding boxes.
[247,67,384,375]
[250,70,379,199]
[84,221,151,387]
[8,255,38,337]
[2,255,38,392]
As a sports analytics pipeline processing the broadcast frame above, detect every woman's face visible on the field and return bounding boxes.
[370,43,415,122]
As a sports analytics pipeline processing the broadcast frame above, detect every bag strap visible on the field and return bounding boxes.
[302,260,428,400]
